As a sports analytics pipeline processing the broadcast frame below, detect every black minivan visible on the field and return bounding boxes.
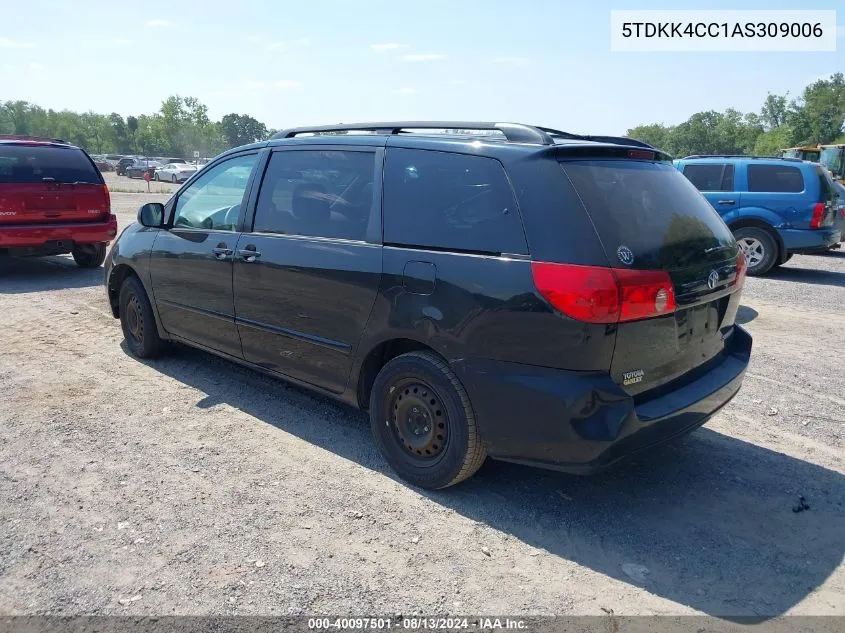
[105,122,752,489]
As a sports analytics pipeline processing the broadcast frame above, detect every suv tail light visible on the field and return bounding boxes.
[102,184,111,212]
[530,262,676,324]
[809,202,825,229]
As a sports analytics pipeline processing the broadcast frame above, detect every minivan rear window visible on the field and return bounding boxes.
[0,145,102,184]
[561,160,736,270]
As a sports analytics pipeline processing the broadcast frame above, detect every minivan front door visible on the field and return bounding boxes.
[149,152,260,358]
[233,147,382,393]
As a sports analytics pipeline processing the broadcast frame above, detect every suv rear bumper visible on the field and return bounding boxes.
[451,325,752,473]
[0,215,118,251]
[779,227,841,253]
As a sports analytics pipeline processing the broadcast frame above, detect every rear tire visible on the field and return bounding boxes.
[171,174,177,183]
[734,227,778,276]
[153,172,159,181]
[72,243,107,268]
[369,351,486,489]
[119,275,168,359]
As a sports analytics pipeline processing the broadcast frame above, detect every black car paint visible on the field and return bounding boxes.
[105,133,751,473]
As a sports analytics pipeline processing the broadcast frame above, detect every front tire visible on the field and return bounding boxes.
[369,351,486,489]
[71,243,107,268]
[118,275,168,359]
[171,174,177,183]
[734,227,778,276]
[153,172,159,181]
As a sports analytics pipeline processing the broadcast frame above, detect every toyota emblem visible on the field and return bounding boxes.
[707,270,719,290]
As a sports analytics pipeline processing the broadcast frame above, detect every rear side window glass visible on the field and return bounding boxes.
[253,150,376,241]
[747,164,804,193]
[0,145,101,184]
[562,160,736,270]
[383,148,527,255]
[682,163,734,191]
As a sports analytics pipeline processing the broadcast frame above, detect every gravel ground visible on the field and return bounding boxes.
[0,192,842,619]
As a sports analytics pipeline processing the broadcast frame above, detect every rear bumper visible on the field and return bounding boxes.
[0,215,118,250]
[778,227,840,253]
[451,325,752,473]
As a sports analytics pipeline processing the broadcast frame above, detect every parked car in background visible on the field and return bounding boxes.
[154,162,197,183]
[125,159,163,179]
[92,155,112,171]
[115,157,136,176]
[104,154,124,169]
[162,157,188,164]
[105,121,752,489]
[674,155,841,275]
[0,135,117,267]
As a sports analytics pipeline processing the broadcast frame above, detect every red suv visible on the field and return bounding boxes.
[0,136,118,267]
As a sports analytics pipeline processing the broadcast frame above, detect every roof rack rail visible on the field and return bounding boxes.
[273,121,558,144]
[0,134,70,145]
[683,154,804,162]
[535,127,657,150]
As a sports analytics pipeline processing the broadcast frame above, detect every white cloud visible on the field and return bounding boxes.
[275,80,301,89]
[371,42,407,53]
[0,37,34,48]
[111,37,133,46]
[29,62,44,71]
[493,56,529,66]
[401,53,447,62]
[395,87,420,95]
[249,35,310,52]
[145,19,173,28]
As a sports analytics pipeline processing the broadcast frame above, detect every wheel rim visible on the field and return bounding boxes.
[387,378,448,462]
[738,237,765,267]
[125,294,144,344]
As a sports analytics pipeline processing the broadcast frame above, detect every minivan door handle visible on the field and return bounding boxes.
[717,199,736,205]
[212,243,232,260]
[238,245,261,263]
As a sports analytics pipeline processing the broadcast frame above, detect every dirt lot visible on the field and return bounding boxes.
[0,192,843,619]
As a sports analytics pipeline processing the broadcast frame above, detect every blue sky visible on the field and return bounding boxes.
[1,0,842,134]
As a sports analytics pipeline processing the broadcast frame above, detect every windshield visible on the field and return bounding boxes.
[820,147,844,176]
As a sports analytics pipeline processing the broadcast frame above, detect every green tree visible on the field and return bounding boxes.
[127,116,139,152]
[753,126,793,156]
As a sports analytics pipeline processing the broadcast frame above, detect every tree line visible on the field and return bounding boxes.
[627,73,845,157]
[2,73,843,159]
[0,95,274,158]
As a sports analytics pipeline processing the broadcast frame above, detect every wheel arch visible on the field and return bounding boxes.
[354,337,443,410]
[728,218,787,263]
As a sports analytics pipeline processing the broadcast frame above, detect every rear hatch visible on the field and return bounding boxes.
[812,166,839,229]
[0,143,110,225]
[560,156,744,397]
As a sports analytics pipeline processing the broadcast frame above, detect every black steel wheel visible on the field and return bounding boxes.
[369,351,486,489]
[118,275,168,358]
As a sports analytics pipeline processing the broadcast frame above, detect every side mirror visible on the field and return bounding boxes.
[137,202,165,228]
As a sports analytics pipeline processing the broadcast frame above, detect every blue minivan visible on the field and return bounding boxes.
[674,156,841,275]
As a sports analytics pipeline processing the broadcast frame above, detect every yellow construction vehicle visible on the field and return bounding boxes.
[819,144,845,184]
[780,146,821,162]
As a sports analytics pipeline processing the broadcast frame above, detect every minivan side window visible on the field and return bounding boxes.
[252,150,376,241]
[682,163,734,191]
[383,148,527,255]
[747,164,804,193]
[172,153,258,231]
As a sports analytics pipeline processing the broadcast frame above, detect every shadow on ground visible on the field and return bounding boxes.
[126,343,845,621]
[765,265,845,289]
[735,305,759,324]
[0,256,102,294]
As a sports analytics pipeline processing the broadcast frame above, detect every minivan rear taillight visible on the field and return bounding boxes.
[809,203,825,229]
[734,251,747,289]
[102,184,111,212]
[530,262,676,324]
